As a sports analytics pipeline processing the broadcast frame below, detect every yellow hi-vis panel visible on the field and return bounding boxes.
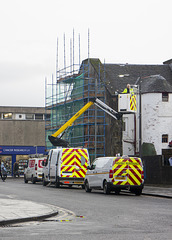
[60,148,89,179]
[130,95,137,111]
[112,157,143,186]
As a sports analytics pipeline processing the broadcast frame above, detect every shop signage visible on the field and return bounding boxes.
[0,146,46,155]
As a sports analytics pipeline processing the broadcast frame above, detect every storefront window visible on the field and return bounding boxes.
[16,155,29,175]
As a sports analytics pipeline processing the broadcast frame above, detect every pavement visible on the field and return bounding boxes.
[0,185,171,226]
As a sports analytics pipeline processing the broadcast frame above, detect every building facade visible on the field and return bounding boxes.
[46,58,172,163]
[0,106,50,176]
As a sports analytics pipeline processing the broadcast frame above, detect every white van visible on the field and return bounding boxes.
[24,156,47,184]
[84,156,144,195]
[42,147,90,188]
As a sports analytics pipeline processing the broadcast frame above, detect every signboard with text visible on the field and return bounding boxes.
[0,146,46,155]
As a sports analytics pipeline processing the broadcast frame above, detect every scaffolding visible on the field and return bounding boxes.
[45,61,106,162]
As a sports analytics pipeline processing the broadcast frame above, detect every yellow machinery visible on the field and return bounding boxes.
[48,98,121,147]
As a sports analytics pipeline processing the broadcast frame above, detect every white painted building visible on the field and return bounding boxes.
[120,75,172,157]
[142,92,172,155]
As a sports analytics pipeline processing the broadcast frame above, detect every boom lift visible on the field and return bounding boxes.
[48,98,122,147]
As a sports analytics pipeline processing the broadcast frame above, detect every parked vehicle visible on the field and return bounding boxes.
[42,147,90,188]
[24,155,47,184]
[42,98,120,189]
[84,156,144,195]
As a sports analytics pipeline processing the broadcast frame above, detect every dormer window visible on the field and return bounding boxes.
[162,92,168,102]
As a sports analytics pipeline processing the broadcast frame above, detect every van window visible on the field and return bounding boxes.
[81,156,86,166]
[92,158,112,169]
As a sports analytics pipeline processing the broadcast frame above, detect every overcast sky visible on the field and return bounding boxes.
[0,0,172,107]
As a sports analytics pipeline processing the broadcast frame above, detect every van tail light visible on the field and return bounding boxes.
[109,170,113,178]
[141,170,144,180]
[35,164,37,171]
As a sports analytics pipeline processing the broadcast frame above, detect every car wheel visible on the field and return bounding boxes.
[103,180,111,194]
[84,180,92,192]
[31,175,36,184]
[24,175,28,183]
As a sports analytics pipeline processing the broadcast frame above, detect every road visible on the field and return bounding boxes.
[0,178,172,240]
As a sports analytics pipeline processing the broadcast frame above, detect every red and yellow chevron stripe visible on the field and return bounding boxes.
[61,148,88,179]
[130,95,137,111]
[112,157,143,186]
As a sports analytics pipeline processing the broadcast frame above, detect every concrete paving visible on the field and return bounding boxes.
[0,199,59,226]
[0,185,171,226]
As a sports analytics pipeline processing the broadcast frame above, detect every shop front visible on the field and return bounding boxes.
[0,146,46,176]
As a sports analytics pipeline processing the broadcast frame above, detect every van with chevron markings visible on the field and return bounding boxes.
[42,147,90,188]
[84,156,144,195]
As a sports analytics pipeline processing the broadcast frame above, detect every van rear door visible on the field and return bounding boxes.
[60,148,89,181]
[112,157,143,186]
[26,159,35,179]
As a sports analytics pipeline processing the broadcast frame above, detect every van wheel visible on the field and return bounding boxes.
[103,181,111,194]
[55,181,60,188]
[42,177,48,186]
[114,189,121,195]
[24,175,28,183]
[84,180,92,192]
[31,176,36,184]
[134,189,142,196]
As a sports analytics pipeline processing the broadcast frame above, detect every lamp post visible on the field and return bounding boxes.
[139,82,142,157]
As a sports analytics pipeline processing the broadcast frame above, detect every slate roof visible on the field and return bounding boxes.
[140,75,172,93]
[103,63,172,94]
[81,58,172,95]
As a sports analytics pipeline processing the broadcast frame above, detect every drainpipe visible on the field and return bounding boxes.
[139,83,142,157]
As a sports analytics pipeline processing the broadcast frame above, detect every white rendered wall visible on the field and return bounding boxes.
[141,93,172,155]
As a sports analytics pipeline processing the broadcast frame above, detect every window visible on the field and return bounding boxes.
[162,134,168,143]
[35,114,43,120]
[3,113,13,119]
[162,93,168,102]
[26,114,34,120]
[92,158,112,169]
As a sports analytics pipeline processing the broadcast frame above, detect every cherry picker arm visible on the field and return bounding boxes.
[48,98,122,147]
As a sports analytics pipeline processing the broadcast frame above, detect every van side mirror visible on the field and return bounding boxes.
[42,160,47,167]
[87,165,95,170]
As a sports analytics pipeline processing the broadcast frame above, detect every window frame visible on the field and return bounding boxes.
[162,92,168,102]
[162,134,168,143]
